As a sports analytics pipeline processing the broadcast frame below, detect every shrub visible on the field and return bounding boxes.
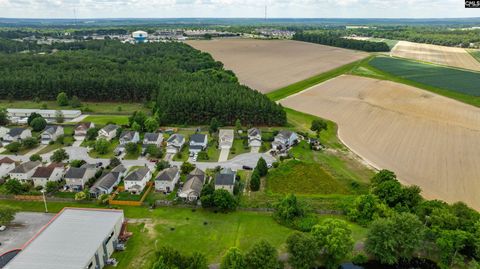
[29,154,42,162]
[30,117,47,132]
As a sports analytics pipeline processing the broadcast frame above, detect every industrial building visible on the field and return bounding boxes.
[7,109,81,123]
[4,208,125,269]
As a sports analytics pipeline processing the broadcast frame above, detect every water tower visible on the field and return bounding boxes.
[132,30,148,43]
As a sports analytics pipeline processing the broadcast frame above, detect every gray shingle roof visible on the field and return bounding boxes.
[120,131,136,141]
[8,128,27,137]
[92,173,118,191]
[190,134,207,143]
[248,128,261,137]
[156,167,179,182]
[187,168,206,183]
[102,124,118,133]
[278,130,295,140]
[43,125,60,135]
[144,133,160,142]
[167,134,184,143]
[64,167,87,179]
[10,161,40,174]
[124,167,150,181]
[111,164,126,174]
[215,168,236,186]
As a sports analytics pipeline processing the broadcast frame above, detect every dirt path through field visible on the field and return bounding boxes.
[280,75,480,210]
[187,39,367,93]
[391,41,480,71]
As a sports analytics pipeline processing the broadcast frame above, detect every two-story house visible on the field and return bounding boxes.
[124,167,152,194]
[74,122,95,141]
[97,124,119,141]
[219,129,234,150]
[143,132,163,149]
[3,128,32,145]
[0,157,16,179]
[189,134,208,155]
[31,163,65,187]
[272,130,299,151]
[8,161,42,182]
[155,166,180,193]
[119,131,140,145]
[166,134,185,154]
[178,168,206,201]
[89,165,126,198]
[248,128,262,148]
[64,164,98,191]
[41,125,64,145]
[214,168,237,194]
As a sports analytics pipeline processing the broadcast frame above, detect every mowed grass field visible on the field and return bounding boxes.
[280,74,480,211]
[369,57,480,96]
[187,39,368,93]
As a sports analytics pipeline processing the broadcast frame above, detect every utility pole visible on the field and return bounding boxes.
[41,190,48,213]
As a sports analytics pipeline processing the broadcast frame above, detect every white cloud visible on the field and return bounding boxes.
[0,0,477,18]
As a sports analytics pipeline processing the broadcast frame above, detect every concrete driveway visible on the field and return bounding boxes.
[218,148,230,162]
[250,146,260,153]
[0,212,54,254]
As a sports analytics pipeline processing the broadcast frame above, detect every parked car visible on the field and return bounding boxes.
[242,165,253,170]
[0,226,7,231]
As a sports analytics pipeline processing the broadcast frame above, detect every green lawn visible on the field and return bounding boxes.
[115,191,143,201]
[469,49,480,63]
[0,100,149,115]
[88,139,119,159]
[124,144,142,160]
[368,38,399,49]
[228,139,250,159]
[83,115,130,125]
[172,145,189,162]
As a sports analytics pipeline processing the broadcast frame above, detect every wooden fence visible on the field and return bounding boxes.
[108,182,153,206]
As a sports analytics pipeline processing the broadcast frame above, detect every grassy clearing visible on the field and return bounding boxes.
[266,57,370,101]
[83,115,130,125]
[88,139,119,159]
[368,38,399,49]
[0,100,149,115]
[357,56,480,106]
[470,50,480,63]
[228,139,250,159]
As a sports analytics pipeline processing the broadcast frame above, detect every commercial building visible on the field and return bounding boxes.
[5,208,125,269]
[7,109,81,123]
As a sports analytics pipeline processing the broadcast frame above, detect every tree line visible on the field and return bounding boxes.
[0,40,286,126]
[293,31,390,52]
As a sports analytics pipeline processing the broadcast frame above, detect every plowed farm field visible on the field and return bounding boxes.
[280,75,480,210]
[391,41,480,71]
[187,39,368,93]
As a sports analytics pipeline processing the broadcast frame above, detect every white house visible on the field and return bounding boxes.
[219,129,234,150]
[155,166,180,193]
[189,134,208,154]
[7,109,81,122]
[3,128,32,145]
[74,122,95,140]
[272,130,299,151]
[0,157,16,179]
[8,161,42,182]
[0,126,9,141]
[178,168,206,201]
[143,132,163,148]
[64,164,98,191]
[248,128,262,148]
[97,124,119,141]
[31,163,65,187]
[119,131,140,145]
[214,168,237,194]
[166,134,185,154]
[41,125,64,145]
[89,165,126,198]
[124,167,152,194]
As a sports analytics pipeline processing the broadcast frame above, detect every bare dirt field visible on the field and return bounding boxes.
[280,75,480,210]
[186,39,368,93]
[391,41,480,71]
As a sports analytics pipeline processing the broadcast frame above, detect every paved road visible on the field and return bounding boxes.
[0,145,275,172]
[0,212,54,254]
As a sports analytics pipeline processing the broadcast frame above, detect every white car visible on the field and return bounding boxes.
[0,226,7,231]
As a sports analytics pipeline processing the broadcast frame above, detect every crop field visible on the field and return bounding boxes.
[368,56,480,97]
[186,39,367,93]
[280,75,480,210]
[391,41,480,71]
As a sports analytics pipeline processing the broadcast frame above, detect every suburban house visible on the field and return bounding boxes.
[74,122,95,140]
[0,157,16,179]
[8,161,42,182]
[272,130,299,151]
[41,125,64,145]
[119,130,140,145]
[189,134,208,155]
[0,126,9,140]
[166,134,185,154]
[179,168,206,201]
[124,167,152,194]
[248,128,262,148]
[89,165,126,198]
[155,166,180,193]
[31,163,65,187]
[143,132,163,148]
[214,168,237,194]
[219,129,234,149]
[2,128,32,145]
[97,124,119,141]
[110,164,127,179]
[64,164,98,191]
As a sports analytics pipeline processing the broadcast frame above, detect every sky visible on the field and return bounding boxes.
[0,0,479,19]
